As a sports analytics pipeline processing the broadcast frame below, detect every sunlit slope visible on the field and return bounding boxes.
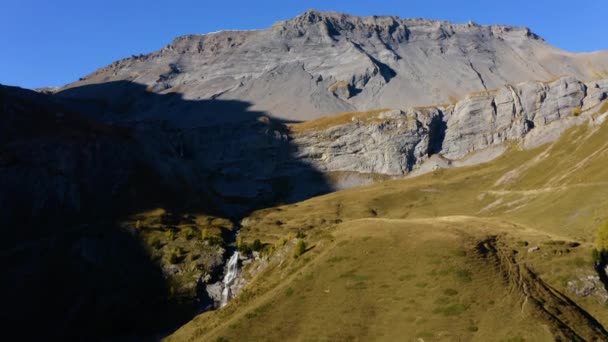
[244,116,608,241]
[168,117,608,341]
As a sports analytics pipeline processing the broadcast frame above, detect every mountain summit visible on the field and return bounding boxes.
[60,10,608,121]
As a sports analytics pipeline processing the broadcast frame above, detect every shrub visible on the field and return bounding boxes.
[596,221,608,250]
[594,221,608,264]
[572,107,582,117]
[251,239,263,252]
[182,227,196,240]
[205,236,224,247]
[237,236,251,254]
[200,229,224,246]
[433,303,468,316]
[592,249,601,264]
[165,230,176,241]
[444,288,459,296]
[276,236,288,247]
[592,249,608,265]
[149,237,162,249]
[454,269,472,283]
[263,245,276,257]
[167,247,183,264]
[296,231,306,239]
[294,239,306,258]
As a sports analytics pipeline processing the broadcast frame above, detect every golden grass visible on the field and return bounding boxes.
[167,117,608,341]
[467,88,499,97]
[288,108,393,133]
[598,100,608,116]
[168,218,582,341]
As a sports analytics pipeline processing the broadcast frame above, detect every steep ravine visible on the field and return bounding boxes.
[201,220,246,310]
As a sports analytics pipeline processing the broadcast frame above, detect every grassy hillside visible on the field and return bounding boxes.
[168,111,608,341]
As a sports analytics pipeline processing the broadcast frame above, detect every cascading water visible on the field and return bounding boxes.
[220,251,240,307]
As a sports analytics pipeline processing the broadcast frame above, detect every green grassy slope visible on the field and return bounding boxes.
[168,112,608,341]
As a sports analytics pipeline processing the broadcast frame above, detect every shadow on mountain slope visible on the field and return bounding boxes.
[56,80,331,216]
[0,82,332,340]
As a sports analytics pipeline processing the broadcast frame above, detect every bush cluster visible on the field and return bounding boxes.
[593,221,608,264]
[293,239,306,258]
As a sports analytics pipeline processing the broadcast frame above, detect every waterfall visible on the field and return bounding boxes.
[220,251,240,307]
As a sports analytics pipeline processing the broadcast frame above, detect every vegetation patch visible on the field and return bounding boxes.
[433,303,468,316]
[444,288,459,296]
[454,269,473,283]
[293,239,307,258]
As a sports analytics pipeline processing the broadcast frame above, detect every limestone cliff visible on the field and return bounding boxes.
[292,77,608,178]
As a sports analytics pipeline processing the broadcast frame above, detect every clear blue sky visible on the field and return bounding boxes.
[2,0,606,89]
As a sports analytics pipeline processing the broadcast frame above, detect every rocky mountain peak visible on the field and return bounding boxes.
[60,10,608,122]
[275,10,541,43]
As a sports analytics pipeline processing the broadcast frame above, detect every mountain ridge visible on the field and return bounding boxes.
[58,10,608,121]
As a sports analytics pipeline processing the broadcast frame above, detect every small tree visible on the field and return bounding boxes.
[293,239,306,258]
[167,247,183,264]
[593,221,608,264]
[251,239,263,252]
[237,236,251,254]
[182,227,196,240]
[597,221,608,250]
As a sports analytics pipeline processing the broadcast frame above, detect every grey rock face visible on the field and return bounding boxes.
[59,10,608,122]
[567,275,608,304]
[292,77,608,176]
[293,108,445,175]
[442,77,588,159]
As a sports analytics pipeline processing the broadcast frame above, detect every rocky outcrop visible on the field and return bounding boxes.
[58,10,608,122]
[292,77,608,176]
[293,108,445,175]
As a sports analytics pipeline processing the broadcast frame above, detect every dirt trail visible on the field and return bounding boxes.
[475,236,608,341]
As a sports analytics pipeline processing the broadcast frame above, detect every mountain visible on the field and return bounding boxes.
[59,10,608,121]
[4,9,608,341]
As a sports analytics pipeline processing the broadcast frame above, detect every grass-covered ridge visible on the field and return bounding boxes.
[288,108,392,133]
